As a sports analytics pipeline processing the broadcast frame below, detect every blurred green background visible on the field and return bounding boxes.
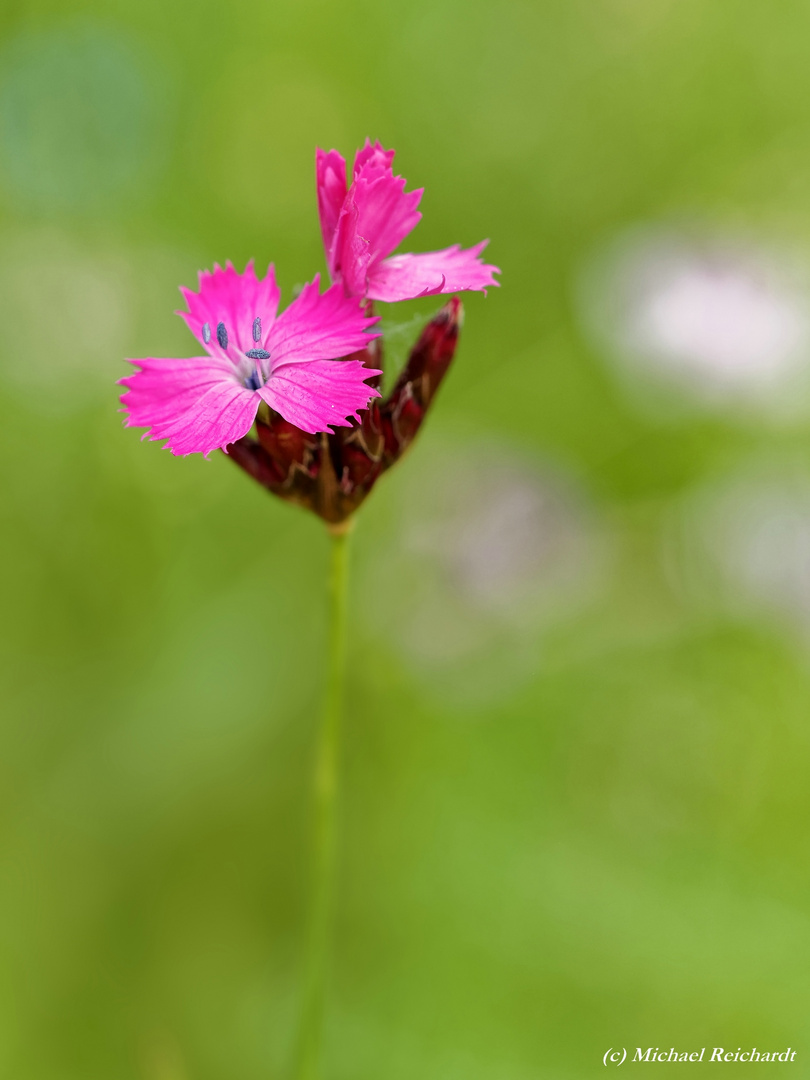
[3,0,810,1076]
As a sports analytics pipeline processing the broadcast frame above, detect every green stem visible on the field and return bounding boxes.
[295,521,353,1080]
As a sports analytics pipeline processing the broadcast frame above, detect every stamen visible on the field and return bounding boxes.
[216,322,228,349]
[202,322,211,344]
[244,371,262,391]
[245,348,271,360]
[253,317,261,342]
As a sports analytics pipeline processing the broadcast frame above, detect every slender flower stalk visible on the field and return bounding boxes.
[295,521,353,1080]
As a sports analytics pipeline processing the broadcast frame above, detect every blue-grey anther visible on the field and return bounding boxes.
[253,317,261,342]
[216,322,228,349]
[202,322,211,344]
[246,349,271,360]
[244,371,262,391]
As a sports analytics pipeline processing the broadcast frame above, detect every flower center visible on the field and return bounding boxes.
[202,317,271,390]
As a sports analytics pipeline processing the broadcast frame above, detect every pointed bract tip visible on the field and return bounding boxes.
[444,295,464,327]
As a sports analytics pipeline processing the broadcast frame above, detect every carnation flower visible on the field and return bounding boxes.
[116,142,501,1080]
[316,139,500,302]
[120,260,381,456]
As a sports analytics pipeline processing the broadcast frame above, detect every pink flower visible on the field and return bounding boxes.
[316,140,500,302]
[120,261,381,456]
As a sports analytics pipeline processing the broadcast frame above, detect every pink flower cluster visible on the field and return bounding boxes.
[121,141,499,456]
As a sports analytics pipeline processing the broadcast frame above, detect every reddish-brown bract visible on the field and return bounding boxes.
[226,298,462,525]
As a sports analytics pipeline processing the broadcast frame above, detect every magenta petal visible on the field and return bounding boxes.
[331,171,423,290]
[120,356,259,456]
[259,359,382,434]
[266,277,380,367]
[352,138,395,180]
[366,242,501,303]
[316,148,348,269]
[354,171,423,265]
[178,260,281,354]
[329,193,371,296]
